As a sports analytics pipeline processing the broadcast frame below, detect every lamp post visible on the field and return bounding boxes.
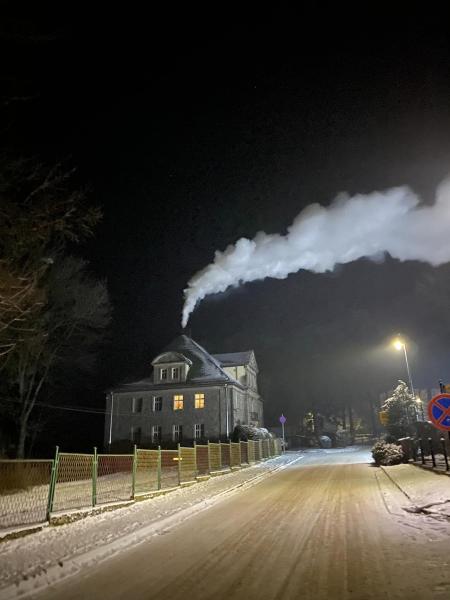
[393,336,418,421]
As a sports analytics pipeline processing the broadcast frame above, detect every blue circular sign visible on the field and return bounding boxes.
[428,394,450,430]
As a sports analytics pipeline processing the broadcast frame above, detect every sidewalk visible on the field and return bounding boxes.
[380,462,450,514]
[0,452,302,599]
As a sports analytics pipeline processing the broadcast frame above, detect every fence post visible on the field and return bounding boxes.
[177,443,182,485]
[259,440,263,461]
[207,440,211,473]
[218,441,222,469]
[157,445,162,490]
[46,445,60,521]
[229,440,232,467]
[419,438,425,464]
[193,441,198,477]
[238,440,242,466]
[428,438,436,468]
[441,437,449,471]
[92,447,98,507]
[131,444,137,499]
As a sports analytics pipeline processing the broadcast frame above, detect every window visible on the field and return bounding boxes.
[152,425,161,443]
[194,424,205,439]
[160,368,168,381]
[132,397,143,413]
[194,393,205,409]
[173,395,184,410]
[171,367,180,380]
[131,426,142,444]
[153,396,162,411]
[173,424,183,442]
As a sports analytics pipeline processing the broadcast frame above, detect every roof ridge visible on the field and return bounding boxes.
[188,337,235,382]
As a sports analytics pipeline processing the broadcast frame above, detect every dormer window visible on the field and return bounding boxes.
[160,368,168,381]
[172,367,180,380]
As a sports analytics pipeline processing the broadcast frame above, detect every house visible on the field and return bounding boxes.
[104,335,263,447]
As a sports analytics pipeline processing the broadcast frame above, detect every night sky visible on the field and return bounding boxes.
[3,12,450,449]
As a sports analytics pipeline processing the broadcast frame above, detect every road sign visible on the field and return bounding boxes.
[428,393,450,430]
[279,414,286,424]
[379,411,389,426]
[279,415,286,452]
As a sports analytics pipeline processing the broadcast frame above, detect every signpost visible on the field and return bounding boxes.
[279,414,286,452]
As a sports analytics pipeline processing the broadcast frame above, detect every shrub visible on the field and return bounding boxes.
[371,441,404,466]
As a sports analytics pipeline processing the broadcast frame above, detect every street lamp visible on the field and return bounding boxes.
[392,335,416,402]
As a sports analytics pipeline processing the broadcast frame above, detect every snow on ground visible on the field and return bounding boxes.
[382,463,450,518]
[0,453,302,599]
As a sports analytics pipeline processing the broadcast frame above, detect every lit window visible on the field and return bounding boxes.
[173,424,183,442]
[195,393,205,409]
[153,396,162,411]
[172,367,180,380]
[152,425,161,443]
[132,397,143,413]
[173,395,184,410]
[194,424,205,439]
[160,368,168,381]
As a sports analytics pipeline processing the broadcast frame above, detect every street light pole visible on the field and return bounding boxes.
[393,336,419,421]
[402,343,415,399]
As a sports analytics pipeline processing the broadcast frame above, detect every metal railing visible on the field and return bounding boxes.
[0,438,282,532]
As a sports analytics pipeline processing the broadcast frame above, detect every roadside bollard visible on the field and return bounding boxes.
[428,437,436,468]
[419,438,425,464]
[441,437,450,471]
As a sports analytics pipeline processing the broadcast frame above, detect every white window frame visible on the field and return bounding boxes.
[173,424,182,442]
[153,396,162,411]
[152,425,161,443]
[194,393,205,409]
[172,366,180,380]
[160,368,168,381]
[194,423,204,439]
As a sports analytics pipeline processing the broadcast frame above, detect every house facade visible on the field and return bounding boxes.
[104,335,263,447]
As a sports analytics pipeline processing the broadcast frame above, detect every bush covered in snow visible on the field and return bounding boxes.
[232,424,273,442]
[371,441,404,466]
[381,380,417,439]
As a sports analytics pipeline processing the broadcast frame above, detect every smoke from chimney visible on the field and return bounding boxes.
[182,180,450,327]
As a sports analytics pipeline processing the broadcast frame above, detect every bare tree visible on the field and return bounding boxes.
[0,159,109,456]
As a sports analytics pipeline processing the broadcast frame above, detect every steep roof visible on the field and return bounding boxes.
[109,335,244,393]
[213,351,253,367]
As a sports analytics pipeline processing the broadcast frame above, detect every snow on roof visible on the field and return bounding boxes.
[110,335,244,393]
[213,351,253,367]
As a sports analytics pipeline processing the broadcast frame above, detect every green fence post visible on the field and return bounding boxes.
[46,445,59,521]
[92,447,98,507]
[229,440,232,467]
[218,441,222,469]
[157,445,162,490]
[177,443,182,485]
[131,444,137,499]
[207,440,211,473]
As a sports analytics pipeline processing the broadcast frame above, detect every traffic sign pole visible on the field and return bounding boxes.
[279,414,286,453]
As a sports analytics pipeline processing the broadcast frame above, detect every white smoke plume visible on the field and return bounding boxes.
[182,180,450,327]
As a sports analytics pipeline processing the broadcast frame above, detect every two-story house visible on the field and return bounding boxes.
[104,335,263,447]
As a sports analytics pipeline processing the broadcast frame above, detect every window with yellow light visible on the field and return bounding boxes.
[195,393,205,409]
[173,395,184,410]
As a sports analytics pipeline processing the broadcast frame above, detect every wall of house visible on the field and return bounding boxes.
[104,386,228,446]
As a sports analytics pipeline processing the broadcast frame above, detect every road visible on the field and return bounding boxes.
[38,448,450,600]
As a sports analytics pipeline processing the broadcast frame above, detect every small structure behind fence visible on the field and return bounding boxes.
[0,437,282,533]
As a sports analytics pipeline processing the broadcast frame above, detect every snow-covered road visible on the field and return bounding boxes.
[4,448,450,599]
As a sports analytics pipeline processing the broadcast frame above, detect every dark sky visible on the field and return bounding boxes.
[3,12,450,443]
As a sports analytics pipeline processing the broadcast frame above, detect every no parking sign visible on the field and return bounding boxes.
[428,394,450,431]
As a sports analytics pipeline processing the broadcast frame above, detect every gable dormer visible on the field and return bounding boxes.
[151,352,192,384]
